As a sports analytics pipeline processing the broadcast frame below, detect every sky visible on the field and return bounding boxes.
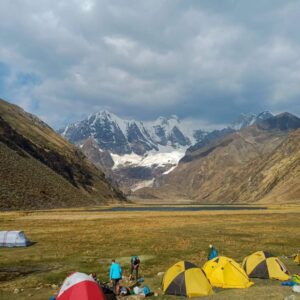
[1,0,300,129]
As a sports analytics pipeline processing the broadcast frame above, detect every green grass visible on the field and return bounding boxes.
[0,207,299,299]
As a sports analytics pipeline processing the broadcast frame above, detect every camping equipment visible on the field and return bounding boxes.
[292,285,300,293]
[162,261,213,297]
[203,256,253,289]
[143,286,151,296]
[0,231,31,247]
[120,287,130,296]
[292,274,300,285]
[133,286,144,295]
[281,281,297,286]
[57,272,106,300]
[242,251,290,281]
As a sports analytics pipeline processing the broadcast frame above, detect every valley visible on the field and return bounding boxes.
[60,109,300,205]
[0,205,299,300]
[60,110,284,196]
[1,2,300,300]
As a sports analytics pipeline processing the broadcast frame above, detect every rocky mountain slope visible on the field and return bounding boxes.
[134,113,300,203]
[60,111,201,155]
[60,110,274,193]
[0,99,125,210]
[60,111,204,192]
[236,127,300,203]
[229,111,274,130]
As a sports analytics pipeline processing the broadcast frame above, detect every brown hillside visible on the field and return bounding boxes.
[134,124,299,203]
[236,128,300,203]
[0,99,125,210]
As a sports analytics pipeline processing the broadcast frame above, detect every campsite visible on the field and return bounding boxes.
[0,205,299,299]
[2,1,300,299]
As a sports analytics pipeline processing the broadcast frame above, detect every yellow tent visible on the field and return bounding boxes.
[203,256,253,289]
[162,261,213,298]
[242,251,290,281]
[294,254,300,264]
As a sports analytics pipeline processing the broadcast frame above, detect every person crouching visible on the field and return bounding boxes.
[130,255,140,281]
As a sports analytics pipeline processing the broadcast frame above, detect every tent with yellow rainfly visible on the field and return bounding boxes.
[242,251,290,281]
[162,261,213,298]
[203,256,253,289]
[294,254,300,264]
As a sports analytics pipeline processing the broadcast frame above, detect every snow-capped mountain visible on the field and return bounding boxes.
[61,110,204,156]
[60,111,207,193]
[60,109,275,194]
[229,111,273,130]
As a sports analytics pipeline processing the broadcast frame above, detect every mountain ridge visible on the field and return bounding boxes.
[133,112,300,203]
[60,111,201,156]
[59,109,279,193]
[0,99,125,210]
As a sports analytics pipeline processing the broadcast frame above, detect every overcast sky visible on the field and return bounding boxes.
[1,0,300,129]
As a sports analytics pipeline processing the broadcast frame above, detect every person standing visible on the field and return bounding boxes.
[208,244,218,260]
[130,255,140,281]
[109,259,122,294]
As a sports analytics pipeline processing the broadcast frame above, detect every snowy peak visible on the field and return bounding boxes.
[256,111,274,120]
[61,111,194,155]
[152,115,180,128]
[61,109,278,156]
[229,111,273,130]
[145,115,190,148]
[62,110,130,154]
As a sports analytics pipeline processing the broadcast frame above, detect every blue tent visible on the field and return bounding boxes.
[0,231,31,247]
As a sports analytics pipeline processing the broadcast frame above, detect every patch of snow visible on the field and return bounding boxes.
[111,153,142,169]
[131,179,155,192]
[111,149,186,169]
[62,125,69,137]
[108,113,129,135]
[156,144,187,153]
[162,165,177,175]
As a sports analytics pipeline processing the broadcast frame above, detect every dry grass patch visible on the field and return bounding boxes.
[0,207,299,299]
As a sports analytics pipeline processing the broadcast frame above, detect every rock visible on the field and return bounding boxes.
[157,272,164,277]
[154,293,158,297]
[51,284,58,290]
[13,288,20,294]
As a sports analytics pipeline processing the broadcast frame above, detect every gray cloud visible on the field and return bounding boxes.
[0,0,300,128]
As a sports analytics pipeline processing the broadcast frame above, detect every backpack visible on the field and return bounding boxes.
[293,274,300,285]
[143,286,150,296]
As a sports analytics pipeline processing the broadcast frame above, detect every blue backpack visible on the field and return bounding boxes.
[143,286,150,296]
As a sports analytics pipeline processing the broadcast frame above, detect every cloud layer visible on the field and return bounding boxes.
[1,0,300,128]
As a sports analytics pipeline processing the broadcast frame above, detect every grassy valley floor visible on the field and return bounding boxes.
[0,205,300,299]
